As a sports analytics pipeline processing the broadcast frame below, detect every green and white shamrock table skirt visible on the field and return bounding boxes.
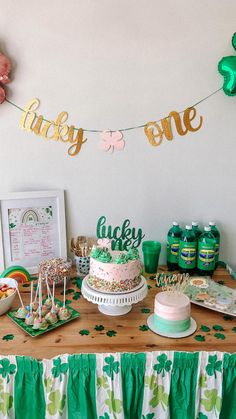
[0,351,235,418]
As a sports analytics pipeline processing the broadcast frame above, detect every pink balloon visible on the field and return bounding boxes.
[0,53,11,84]
[0,86,6,104]
[100,130,125,152]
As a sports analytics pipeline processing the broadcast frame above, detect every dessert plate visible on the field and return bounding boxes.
[7,298,80,338]
[147,314,197,339]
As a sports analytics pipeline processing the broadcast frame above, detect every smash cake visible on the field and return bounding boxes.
[87,244,142,293]
[153,291,191,333]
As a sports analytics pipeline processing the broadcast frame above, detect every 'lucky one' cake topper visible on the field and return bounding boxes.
[96,215,145,250]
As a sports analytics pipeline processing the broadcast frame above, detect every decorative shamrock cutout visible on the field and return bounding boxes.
[153,354,172,378]
[149,385,169,409]
[47,390,66,416]
[214,333,225,340]
[218,33,236,96]
[95,325,105,331]
[141,308,151,313]
[72,277,83,289]
[103,356,120,380]
[99,413,110,419]
[73,292,81,300]
[97,376,109,389]
[65,289,74,295]
[0,393,13,416]
[0,358,16,383]
[197,413,208,419]
[194,335,205,342]
[200,325,210,333]
[106,330,117,337]
[206,355,222,377]
[100,130,125,153]
[201,389,221,413]
[105,390,122,414]
[232,327,236,333]
[199,374,207,389]
[139,325,149,332]
[79,329,90,336]
[142,414,155,419]
[213,325,224,331]
[51,357,68,382]
[2,334,14,341]
[223,315,233,321]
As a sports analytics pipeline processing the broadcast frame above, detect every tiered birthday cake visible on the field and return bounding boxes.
[153,291,191,333]
[87,244,142,292]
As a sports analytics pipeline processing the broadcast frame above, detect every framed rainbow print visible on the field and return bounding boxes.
[0,190,67,274]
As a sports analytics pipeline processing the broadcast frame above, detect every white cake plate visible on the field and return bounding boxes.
[147,314,197,339]
[81,276,148,316]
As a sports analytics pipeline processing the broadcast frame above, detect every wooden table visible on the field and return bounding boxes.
[0,266,236,358]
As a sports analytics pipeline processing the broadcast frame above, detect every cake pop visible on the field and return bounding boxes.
[45,311,58,325]
[15,306,28,319]
[58,307,71,321]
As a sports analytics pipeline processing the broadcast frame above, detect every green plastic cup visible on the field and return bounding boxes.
[142,241,162,274]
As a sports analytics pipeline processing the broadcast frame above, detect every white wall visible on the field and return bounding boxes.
[0,0,236,266]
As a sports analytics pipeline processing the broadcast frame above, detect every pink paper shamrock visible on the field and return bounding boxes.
[97,238,111,248]
[100,130,125,152]
[0,52,12,104]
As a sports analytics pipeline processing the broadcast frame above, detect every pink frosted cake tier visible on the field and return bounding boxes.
[88,251,142,292]
[154,292,191,333]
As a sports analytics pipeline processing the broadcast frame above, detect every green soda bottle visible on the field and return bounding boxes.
[192,221,202,239]
[167,222,182,271]
[209,222,220,265]
[197,226,216,276]
[179,225,197,274]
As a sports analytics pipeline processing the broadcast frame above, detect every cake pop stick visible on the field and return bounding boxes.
[16,285,24,308]
[52,281,55,312]
[63,276,66,308]
[30,281,33,314]
[38,276,42,320]
[45,278,52,300]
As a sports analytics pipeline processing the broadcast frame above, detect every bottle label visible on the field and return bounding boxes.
[167,238,180,263]
[215,242,220,262]
[197,244,215,270]
[179,241,197,269]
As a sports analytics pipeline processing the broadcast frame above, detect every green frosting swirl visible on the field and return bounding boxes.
[127,248,139,260]
[98,249,112,263]
[90,246,101,259]
[115,253,127,264]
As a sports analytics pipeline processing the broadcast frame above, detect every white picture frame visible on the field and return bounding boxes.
[0,190,67,274]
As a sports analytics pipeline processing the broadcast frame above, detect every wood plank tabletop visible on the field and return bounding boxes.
[0,266,236,358]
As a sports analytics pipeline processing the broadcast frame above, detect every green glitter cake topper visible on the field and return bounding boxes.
[96,215,145,250]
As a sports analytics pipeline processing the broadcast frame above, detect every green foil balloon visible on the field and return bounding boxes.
[218,33,236,96]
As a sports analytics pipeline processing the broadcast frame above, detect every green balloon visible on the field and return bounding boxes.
[218,32,236,96]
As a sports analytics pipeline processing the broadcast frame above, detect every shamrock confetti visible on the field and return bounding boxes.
[65,299,72,305]
[65,289,74,295]
[73,292,81,300]
[200,325,211,333]
[147,285,152,290]
[2,334,14,341]
[106,330,117,337]
[223,315,233,321]
[95,325,105,331]
[232,327,236,333]
[139,325,149,332]
[72,277,83,289]
[214,333,225,340]
[217,280,225,285]
[213,325,224,331]
[194,335,205,342]
[79,329,90,336]
[149,276,156,280]
[141,308,151,313]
